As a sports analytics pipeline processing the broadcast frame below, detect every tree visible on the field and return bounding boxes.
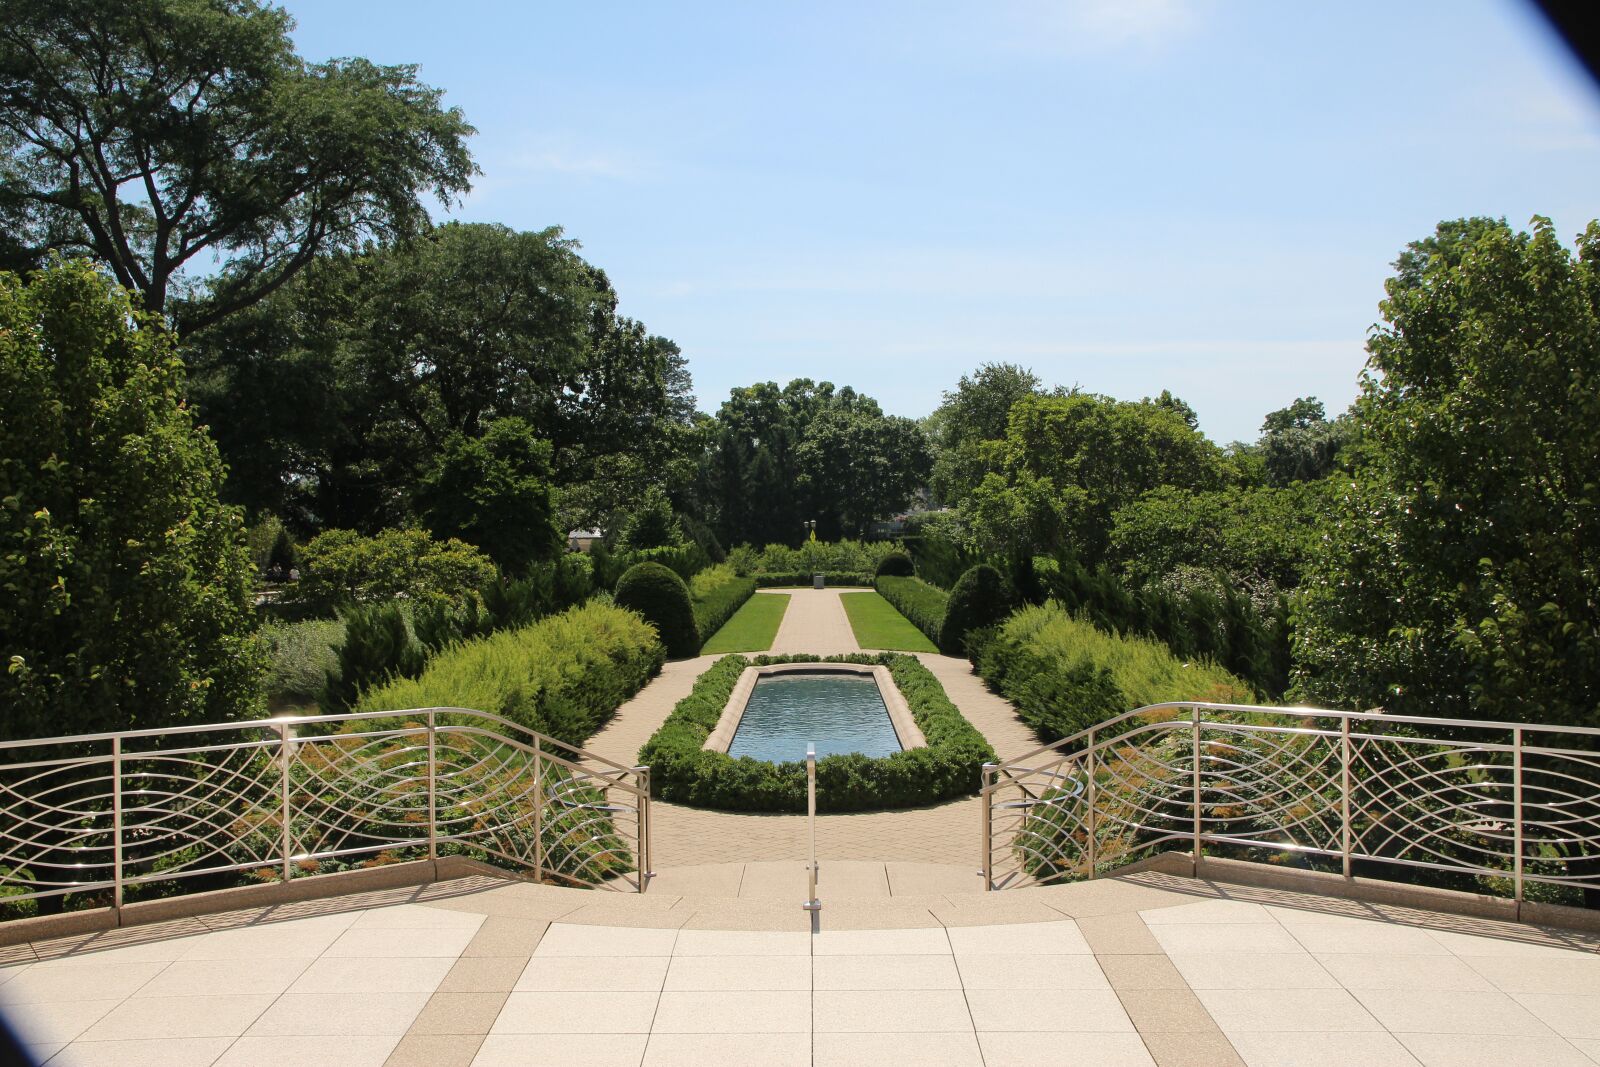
[964,393,1227,563]
[795,407,933,538]
[1294,217,1600,726]
[927,362,1044,505]
[1259,396,1353,486]
[0,261,261,738]
[621,485,684,551]
[0,0,475,332]
[417,417,561,574]
[285,527,495,616]
[184,223,697,535]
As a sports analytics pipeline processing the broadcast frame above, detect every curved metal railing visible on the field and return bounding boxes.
[981,702,1600,910]
[0,708,652,914]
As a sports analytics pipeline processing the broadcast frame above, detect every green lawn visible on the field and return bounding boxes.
[701,592,791,653]
[840,591,938,653]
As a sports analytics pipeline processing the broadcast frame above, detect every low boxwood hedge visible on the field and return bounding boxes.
[691,572,758,648]
[754,571,874,587]
[874,575,948,648]
[637,653,996,812]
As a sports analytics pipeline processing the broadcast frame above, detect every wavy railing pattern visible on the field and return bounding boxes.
[0,708,651,913]
[981,703,1600,909]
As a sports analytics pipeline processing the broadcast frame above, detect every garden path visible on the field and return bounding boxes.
[582,588,1042,873]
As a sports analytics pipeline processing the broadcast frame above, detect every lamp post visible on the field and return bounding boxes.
[803,519,817,542]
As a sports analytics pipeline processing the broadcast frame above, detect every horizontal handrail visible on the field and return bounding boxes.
[981,702,1600,914]
[0,707,652,913]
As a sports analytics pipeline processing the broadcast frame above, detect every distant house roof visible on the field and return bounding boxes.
[568,529,604,540]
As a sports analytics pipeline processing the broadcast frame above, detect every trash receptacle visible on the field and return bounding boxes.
[813,573,825,590]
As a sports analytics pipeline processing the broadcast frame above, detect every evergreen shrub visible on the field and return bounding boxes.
[874,576,948,647]
[358,601,664,745]
[939,564,1013,656]
[638,653,995,812]
[614,562,701,658]
[874,551,915,578]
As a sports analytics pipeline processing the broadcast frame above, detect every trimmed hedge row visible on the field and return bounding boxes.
[874,575,948,648]
[357,601,665,746]
[754,572,873,588]
[637,653,996,812]
[692,574,758,649]
[968,601,1256,743]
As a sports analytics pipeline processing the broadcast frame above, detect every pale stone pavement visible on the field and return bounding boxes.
[583,588,1041,876]
[7,872,1598,1067]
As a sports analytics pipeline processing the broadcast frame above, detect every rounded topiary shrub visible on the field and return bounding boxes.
[939,564,1013,656]
[874,551,915,578]
[614,561,701,658]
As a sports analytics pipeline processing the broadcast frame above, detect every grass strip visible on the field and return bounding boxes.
[701,592,790,653]
[840,591,938,653]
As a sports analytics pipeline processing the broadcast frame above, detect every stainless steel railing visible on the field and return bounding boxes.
[803,742,821,912]
[980,702,1600,912]
[0,707,653,913]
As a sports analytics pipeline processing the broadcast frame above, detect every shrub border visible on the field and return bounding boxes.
[874,575,948,649]
[637,652,996,813]
[754,571,873,588]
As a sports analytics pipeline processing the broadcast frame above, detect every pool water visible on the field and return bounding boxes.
[726,674,902,763]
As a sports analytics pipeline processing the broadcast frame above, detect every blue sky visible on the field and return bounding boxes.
[283,0,1600,444]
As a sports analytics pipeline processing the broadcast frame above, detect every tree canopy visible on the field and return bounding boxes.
[0,0,475,331]
[0,260,261,738]
[1294,217,1600,725]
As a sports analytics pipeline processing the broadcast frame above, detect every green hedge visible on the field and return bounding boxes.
[874,551,915,578]
[939,564,1013,656]
[357,601,664,746]
[969,602,1256,743]
[615,562,701,659]
[874,575,948,647]
[692,573,758,649]
[754,572,873,587]
[637,653,996,812]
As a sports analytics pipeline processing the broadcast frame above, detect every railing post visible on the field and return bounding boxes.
[1085,729,1098,880]
[1513,727,1524,918]
[278,722,293,884]
[803,744,821,911]
[426,710,438,863]
[1341,715,1352,882]
[1191,706,1203,877]
[635,766,652,893]
[111,737,123,914]
[980,762,995,891]
[532,739,544,884]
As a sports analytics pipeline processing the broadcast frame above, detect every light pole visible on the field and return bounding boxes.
[803,519,817,542]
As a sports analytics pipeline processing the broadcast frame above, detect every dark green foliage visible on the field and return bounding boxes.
[874,576,949,647]
[638,654,996,812]
[692,578,758,649]
[875,552,915,578]
[1295,217,1600,726]
[939,565,1013,656]
[1037,554,1289,698]
[621,486,683,550]
[417,418,562,574]
[614,562,701,658]
[0,0,476,330]
[755,572,874,588]
[283,528,495,616]
[1259,397,1353,486]
[324,603,421,711]
[0,262,262,739]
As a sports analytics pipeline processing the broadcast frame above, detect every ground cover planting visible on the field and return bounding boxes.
[839,591,937,652]
[701,592,790,653]
[637,653,995,812]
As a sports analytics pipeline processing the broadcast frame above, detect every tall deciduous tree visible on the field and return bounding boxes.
[417,417,561,575]
[926,362,1045,506]
[964,393,1227,563]
[0,0,475,331]
[1294,217,1600,726]
[0,261,261,739]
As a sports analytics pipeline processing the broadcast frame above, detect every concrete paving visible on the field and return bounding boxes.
[583,587,1041,874]
[6,872,1597,1067]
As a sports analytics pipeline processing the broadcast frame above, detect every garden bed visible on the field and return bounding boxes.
[637,653,995,813]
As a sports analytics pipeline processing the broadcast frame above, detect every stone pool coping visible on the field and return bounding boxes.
[701,662,928,755]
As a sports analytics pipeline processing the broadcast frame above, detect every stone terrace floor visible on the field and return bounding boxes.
[3,871,1599,1067]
